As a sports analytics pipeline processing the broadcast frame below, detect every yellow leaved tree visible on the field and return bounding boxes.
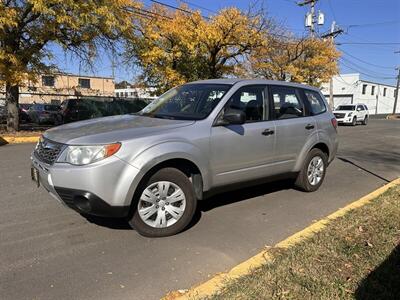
[250,35,340,87]
[126,5,269,94]
[0,0,140,131]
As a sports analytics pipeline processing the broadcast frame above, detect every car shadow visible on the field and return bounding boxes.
[82,213,132,230]
[198,178,294,212]
[83,178,294,232]
[185,178,294,232]
[355,244,400,300]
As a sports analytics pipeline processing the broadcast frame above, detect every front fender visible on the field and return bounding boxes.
[121,140,210,206]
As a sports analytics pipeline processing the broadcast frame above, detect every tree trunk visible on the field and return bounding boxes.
[6,82,19,132]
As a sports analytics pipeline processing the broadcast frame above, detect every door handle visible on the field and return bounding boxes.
[262,129,274,136]
[305,124,315,130]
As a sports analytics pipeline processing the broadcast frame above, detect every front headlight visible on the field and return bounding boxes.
[57,143,121,165]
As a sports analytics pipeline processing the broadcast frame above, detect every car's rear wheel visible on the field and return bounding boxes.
[362,116,368,125]
[351,116,357,126]
[129,168,197,237]
[295,148,328,192]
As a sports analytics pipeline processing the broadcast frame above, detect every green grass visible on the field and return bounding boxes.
[205,186,400,300]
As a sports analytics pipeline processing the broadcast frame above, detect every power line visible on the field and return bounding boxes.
[336,42,400,46]
[150,0,211,20]
[327,0,337,21]
[177,0,217,14]
[339,48,395,70]
[339,59,396,80]
[126,6,173,20]
[340,57,395,77]
[345,20,400,28]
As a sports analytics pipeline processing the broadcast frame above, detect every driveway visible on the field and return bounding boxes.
[0,119,399,300]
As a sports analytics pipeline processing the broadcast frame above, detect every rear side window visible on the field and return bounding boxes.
[270,86,304,119]
[304,90,326,115]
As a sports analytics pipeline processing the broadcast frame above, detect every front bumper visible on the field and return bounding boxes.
[53,187,129,217]
[336,117,353,124]
[31,153,141,217]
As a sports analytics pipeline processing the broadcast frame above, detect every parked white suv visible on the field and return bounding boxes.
[333,104,369,126]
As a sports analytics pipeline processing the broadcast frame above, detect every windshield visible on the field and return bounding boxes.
[336,105,355,111]
[137,84,231,120]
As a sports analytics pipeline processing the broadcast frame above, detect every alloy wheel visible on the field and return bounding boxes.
[307,156,324,186]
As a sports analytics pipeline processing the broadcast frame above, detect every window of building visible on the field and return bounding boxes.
[78,78,91,88]
[42,76,55,87]
[125,92,128,97]
[115,92,119,97]
[362,84,367,95]
[383,87,387,97]
[371,86,375,95]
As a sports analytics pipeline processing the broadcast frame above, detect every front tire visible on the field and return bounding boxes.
[351,116,357,126]
[295,148,328,192]
[129,168,197,237]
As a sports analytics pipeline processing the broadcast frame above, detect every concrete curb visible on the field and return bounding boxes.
[0,136,40,145]
[164,177,400,300]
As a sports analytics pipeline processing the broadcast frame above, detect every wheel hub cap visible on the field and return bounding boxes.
[307,156,324,186]
[138,181,186,228]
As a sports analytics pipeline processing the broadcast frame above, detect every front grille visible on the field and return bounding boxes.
[334,113,345,119]
[34,138,64,165]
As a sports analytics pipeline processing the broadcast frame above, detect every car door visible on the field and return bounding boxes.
[356,104,366,120]
[269,85,317,173]
[209,85,276,187]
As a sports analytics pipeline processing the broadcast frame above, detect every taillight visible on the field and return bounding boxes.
[331,118,338,131]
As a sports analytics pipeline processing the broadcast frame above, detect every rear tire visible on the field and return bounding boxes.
[362,116,368,125]
[295,148,328,192]
[129,168,197,237]
[351,116,357,126]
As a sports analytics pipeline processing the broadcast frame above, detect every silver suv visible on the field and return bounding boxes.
[31,79,338,237]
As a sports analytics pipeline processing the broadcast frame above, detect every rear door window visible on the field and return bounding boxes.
[303,90,327,115]
[270,86,305,119]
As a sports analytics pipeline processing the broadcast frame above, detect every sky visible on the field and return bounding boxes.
[51,0,400,86]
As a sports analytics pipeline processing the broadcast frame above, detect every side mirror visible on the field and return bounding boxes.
[223,108,246,125]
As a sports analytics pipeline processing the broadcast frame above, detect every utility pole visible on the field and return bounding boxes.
[299,0,323,38]
[321,22,344,108]
[111,49,116,80]
[393,50,400,115]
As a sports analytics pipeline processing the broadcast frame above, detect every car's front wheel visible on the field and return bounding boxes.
[129,168,197,237]
[351,116,357,126]
[295,148,328,192]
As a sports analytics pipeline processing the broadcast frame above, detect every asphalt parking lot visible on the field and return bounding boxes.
[1,119,399,300]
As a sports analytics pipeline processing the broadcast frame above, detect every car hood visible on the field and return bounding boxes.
[43,115,195,144]
[333,110,353,114]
